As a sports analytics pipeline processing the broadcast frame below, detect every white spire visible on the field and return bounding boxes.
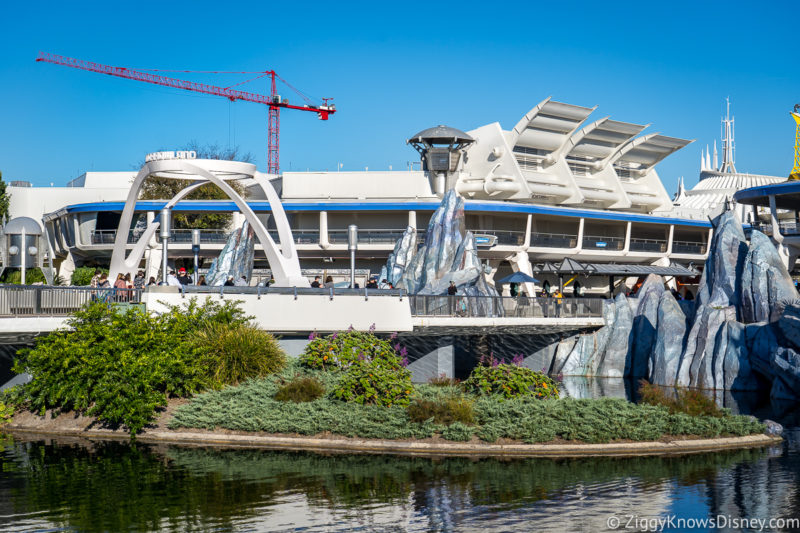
[705,146,711,171]
[674,176,685,201]
[720,97,737,173]
[701,149,706,171]
[713,139,719,170]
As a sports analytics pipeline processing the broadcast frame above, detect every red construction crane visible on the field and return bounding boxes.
[36,51,336,174]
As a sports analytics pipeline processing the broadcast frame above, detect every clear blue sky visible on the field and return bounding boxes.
[0,1,797,196]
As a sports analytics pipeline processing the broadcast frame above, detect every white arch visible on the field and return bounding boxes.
[109,158,308,287]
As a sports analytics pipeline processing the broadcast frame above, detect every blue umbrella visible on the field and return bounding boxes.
[497,271,539,284]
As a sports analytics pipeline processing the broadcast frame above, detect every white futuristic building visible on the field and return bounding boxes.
[8,99,712,294]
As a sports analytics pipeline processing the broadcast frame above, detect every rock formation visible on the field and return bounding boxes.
[206,220,255,286]
[381,189,499,307]
[519,210,800,398]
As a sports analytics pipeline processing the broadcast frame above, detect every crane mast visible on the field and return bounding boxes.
[35,52,335,174]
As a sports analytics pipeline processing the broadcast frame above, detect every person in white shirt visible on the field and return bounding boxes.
[166,270,181,287]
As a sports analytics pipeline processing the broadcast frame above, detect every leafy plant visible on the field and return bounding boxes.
[638,380,725,418]
[301,329,407,371]
[463,356,559,400]
[0,400,13,426]
[407,396,474,425]
[194,322,286,387]
[12,298,251,436]
[274,376,325,403]
[70,266,107,286]
[332,356,413,407]
[0,268,61,285]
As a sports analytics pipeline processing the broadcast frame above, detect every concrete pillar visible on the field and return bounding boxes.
[508,250,536,296]
[623,221,631,253]
[666,224,674,255]
[408,210,417,231]
[408,335,454,382]
[523,214,532,248]
[319,211,330,249]
[576,218,585,250]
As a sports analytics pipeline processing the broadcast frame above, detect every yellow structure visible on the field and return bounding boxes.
[790,104,800,181]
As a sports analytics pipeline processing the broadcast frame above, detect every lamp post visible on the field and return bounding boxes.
[348,224,358,288]
[160,208,171,284]
[192,229,201,284]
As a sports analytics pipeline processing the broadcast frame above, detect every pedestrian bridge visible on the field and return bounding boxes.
[0,285,607,342]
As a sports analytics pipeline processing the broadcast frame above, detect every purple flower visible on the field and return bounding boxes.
[512,354,524,366]
[399,346,408,357]
[331,332,338,340]
[308,331,317,340]
[401,356,409,367]
[394,343,401,351]
[347,325,355,332]
[541,367,547,373]
[492,358,501,368]
[390,332,398,340]
[369,323,376,333]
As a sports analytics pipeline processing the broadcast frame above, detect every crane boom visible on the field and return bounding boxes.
[36,51,336,174]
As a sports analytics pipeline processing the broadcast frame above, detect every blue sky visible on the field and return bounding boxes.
[0,1,796,196]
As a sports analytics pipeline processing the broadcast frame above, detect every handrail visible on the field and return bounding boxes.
[409,295,605,318]
[0,285,143,316]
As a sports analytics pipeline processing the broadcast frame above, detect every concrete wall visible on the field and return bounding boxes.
[142,289,414,333]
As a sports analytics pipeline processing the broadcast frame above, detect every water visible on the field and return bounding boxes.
[0,383,798,532]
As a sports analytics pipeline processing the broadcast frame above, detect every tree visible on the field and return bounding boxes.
[137,143,254,230]
[0,171,10,223]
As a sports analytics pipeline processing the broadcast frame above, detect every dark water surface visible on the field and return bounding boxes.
[1,382,799,532]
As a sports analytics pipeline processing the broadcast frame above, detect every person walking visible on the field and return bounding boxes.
[166,270,181,287]
[133,270,145,290]
[177,267,192,285]
[90,268,103,288]
[447,281,458,315]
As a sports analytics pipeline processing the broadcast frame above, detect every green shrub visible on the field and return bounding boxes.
[407,396,474,425]
[301,330,405,371]
[463,358,559,400]
[0,268,61,285]
[0,401,12,426]
[428,374,460,387]
[441,421,474,441]
[333,356,413,407]
[195,322,286,387]
[70,266,107,286]
[13,298,249,436]
[638,380,725,418]
[274,376,325,403]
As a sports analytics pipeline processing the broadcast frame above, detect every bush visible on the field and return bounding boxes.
[407,396,474,425]
[463,358,559,400]
[333,356,413,407]
[0,268,62,285]
[301,330,406,371]
[274,376,325,403]
[0,401,12,426]
[13,298,250,436]
[194,322,286,387]
[638,380,725,417]
[71,266,107,286]
[428,374,460,387]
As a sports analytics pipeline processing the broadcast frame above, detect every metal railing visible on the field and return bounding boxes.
[672,240,707,255]
[751,222,800,236]
[582,235,625,250]
[328,229,427,245]
[409,295,605,318]
[530,232,578,248]
[629,238,667,253]
[90,229,229,245]
[0,286,143,316]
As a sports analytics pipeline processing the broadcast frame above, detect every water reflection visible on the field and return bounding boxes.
[1,377,799,532]
[0,433,797,532]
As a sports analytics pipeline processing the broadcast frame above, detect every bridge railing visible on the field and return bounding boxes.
[0,286,143,316]
[409,295,605,318]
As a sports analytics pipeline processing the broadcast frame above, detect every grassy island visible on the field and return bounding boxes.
[2,299,766,444]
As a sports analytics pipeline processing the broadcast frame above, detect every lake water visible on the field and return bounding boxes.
[1,381,798,532]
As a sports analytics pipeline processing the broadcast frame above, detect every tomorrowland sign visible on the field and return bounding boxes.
[145,150,197,163]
